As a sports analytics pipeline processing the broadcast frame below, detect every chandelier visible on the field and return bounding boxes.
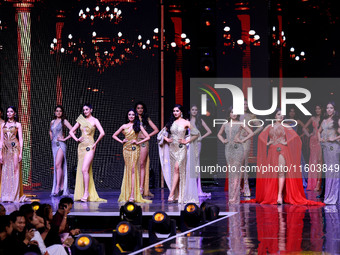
[271,26,306,62]
[49,2,160,73]
[222,25,261,49]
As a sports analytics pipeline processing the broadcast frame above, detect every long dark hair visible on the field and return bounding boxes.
[134,101,149,128]
[189,105,202,130]
[53,105,67,135]
[325,101,339,130]
[0,106,3,120]
[313,103,324,129]
[126,109,141,133]
[4,106,19,124]
[166,104,185,133]
[226,106,240,122]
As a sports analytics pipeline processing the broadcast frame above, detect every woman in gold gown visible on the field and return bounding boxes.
[70,104,106,202]
[0,106,26,202]
[113,109,151,203]
[135,102,159,197]
[163,104,198,203]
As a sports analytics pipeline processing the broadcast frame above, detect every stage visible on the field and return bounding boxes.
[2,187,339,254]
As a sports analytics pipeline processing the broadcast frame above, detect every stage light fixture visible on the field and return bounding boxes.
[200,202,220,222]
[180,203,202,231]
[31,201,40,211]
[119,202,142,225]
[113,221,142,254]
[148,211,177,244]
[74,234,105,255]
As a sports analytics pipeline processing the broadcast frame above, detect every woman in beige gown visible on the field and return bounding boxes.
[135,102,159,197]
[70,104,106,202]
[113,109,151,203]
[0,106,26,202]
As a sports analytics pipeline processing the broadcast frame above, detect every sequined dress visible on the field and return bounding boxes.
[118,127,151,203]
[50,120,70,196]
[1,124,26,202]
[74,115,106,202]
[170,121,187,203]
[138,119,153,197]
[224,123,244,204]
[320,120,340,204]
[306,119,322,190]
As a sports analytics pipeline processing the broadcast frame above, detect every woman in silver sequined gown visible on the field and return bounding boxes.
[49,106,73,197]
[318,102,340,204]
[218,107,254,204]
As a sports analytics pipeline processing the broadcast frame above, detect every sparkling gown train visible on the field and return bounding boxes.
[118,127,151,203]
[74,115,106,202]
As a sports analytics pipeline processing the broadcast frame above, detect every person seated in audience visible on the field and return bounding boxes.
[0,204,5,216]
[9,210,41,254]
[52,197,80,250]
[36,203,63,247]
[0,215,14,255]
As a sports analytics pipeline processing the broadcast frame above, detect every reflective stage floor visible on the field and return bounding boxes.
[2,187,339,254]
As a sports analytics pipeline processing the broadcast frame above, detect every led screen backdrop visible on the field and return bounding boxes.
[0,1,160,191]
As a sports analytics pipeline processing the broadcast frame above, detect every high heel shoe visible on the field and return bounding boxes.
[129,196,135,202]
[80,192,89,202]
[140,187,144,196]
[168,195,175,203]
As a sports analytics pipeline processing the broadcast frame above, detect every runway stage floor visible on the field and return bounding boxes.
[2,187,339,254]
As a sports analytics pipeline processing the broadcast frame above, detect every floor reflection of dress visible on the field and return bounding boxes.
[0,124,26,202]
[224,124,244,204]
[256,205,307,254]
[228,205,246,255]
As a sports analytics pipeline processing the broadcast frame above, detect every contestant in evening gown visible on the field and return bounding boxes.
[0,107,26,203]
[239,100,263,197]
[0,108,4,197]
[218,107,254,204]
[159,104,199,204]
[118,127,151,203]
[243,109,324,206]
[304,105,323,191]
[319,102,340,204]
[73,114,106,202]
[50,106,72,197]
[189,105,212,197]
[135,102,159,197]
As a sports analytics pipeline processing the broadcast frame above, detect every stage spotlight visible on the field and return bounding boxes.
[113,221,142,254]
[180,203,202,231]
[31,201,40,212]
[74,234,105,255]
[200,202,220,222]
[119,202,142,225]
[148,211,176,244]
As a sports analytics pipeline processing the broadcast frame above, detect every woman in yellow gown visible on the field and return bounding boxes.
[70,104,106,202]
[112,109,151,203]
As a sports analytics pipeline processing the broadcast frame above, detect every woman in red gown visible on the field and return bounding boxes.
[243,109,324,205]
